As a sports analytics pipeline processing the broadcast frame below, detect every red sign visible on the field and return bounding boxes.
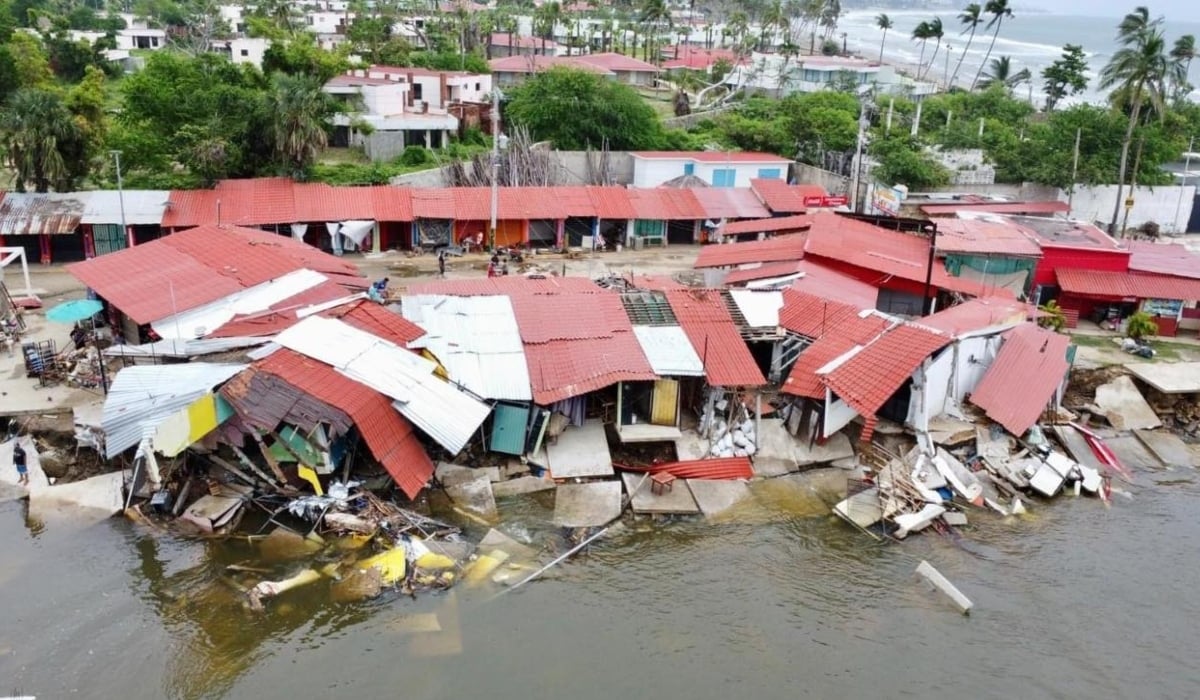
[804,195,848,208]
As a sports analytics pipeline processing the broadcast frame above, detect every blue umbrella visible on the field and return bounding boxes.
[46,298,104,324]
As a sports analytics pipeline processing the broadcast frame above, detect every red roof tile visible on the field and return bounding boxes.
[720,215,812,237]
[969,323,1071,436]
[292,183,376,222]
[665,288,765,387]
[749,179,824,214]
[370,185,414,222]
[782,313,893,399]
[627,188,707,220]
[921,201,1069,216]
[572,52,659,72]
[588,186,636,220]
[694,233,807,269]
[327,300,425,346]
[920,297,1029,337]
[820,323,951,420]
[411,188,457,219]
[932,217,1043,257]
[803,212,1002,298]
[631,151,792,163]
[1128,240,1200,280]
[1056,268,1200,301]
[67,225,360,324]
[786,261,880,310]
[256,349,433,498]
[207,280,354,338]
[690,188,772,220]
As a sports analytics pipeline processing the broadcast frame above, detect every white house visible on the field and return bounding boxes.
[630,151,792,188]
[68,25,166,52]
[212,37,271,69]
[323,72,465,160]
[305,10,350,36]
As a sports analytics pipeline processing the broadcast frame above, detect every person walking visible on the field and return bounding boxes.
[437,250,446,278]
[12,440,28,487]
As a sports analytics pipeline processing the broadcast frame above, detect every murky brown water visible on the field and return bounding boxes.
[2,468,1199,700]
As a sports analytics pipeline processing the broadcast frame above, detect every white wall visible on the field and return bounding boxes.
[362,83,409,116]
[448,74,492,103]
[906,334,1003,432]
[632,158,788,187]
[823,390,859,438]
[306,11,345,35]
[1065,184,1196,233]
[228,37,269,68]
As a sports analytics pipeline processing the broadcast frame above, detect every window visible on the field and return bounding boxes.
[413,83,423,100]
[712,168,736,187]
[240,49,249,56]
[757,168,781,179]
[475,82,480,90]
[802,69,824,82]
[683,162,695,176]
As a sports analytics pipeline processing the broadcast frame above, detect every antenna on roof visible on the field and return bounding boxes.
[216,199,222,227]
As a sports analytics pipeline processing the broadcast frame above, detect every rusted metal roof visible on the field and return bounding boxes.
[969,323,1071,437]
[694,234,807,269]
[1056,268,1200,301]
[0,192,88,235]
[616,456,754,479]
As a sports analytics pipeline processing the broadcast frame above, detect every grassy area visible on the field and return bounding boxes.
[638,86,677,118]
[1069,333,1199,363]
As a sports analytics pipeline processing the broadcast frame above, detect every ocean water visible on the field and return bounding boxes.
[837,9,1200,105]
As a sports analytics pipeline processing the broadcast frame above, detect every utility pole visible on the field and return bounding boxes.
[489,86,502,251]
[111,151,128,248]
[1067,128,1081,217]
[849,98,872,213]
[1174,136,1195,233]
[943,44,952,91]
[1121,136,1145,238]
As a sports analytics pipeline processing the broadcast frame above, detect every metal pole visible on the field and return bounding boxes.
[111,151,129,248]
[93,316,108,395]
[922,224,938,316]
[849,100,869,213]
[943,44,951,90]
[1067,128,1081,217]
[1175,136,1195,233]
[489,87,501,251]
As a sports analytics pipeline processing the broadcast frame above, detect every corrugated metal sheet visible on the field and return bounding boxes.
[329,301,425,346]
[0,192,87,234]
[292,183,376,222]
[749,178,823,214]
[694,233,807,269]
[221,365,354,437]
[1128,240,1200,280]
[920,297,1028,337]
[931,217,1043,256]
[721,215,812,237]
[161,189,221,229]
[411,189,457,219]
[1056,267,1200,301]
[729,289,784,328]
[970,323,1071,436]
[633,325,705,376]
[616,456,754,480]
[102,363,246,458]
[213,177,296,225]
[81,191,170,225]
[370,185,414,222]
[273,316,490,454]
[664,288,765,387]
[691,188,772,220]
[103,336,267,359]
[588,186,636,220]
[523,335,657,405]
[251,349,434,498]
[921,201,1069,216]
[151,269,329,340]
[403,294,532,400]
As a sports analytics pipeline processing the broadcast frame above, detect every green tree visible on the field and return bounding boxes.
[5,31,52,87]
[921,18,944,81]
[874,13,891,63]
[262,34,350,83]
[1041,44,1088,111]
[1,88,89,192]
[870,134,951,189]
[1169,34,1196,101]
[1099,6,1183,234]
[784,90,859,162]
[1126,310,1158,339]
[268,73,334,179]
[637,0,668,62]
[978,55,1030,93]
[504,66,663,149]
[950,3,982,88]
[971,0,1013,90]
[0,44,17,101]
[911,20,932,77]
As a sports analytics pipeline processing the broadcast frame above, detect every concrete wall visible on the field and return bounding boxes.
[1062,184,1196,233]
[390,167,449,187]
[792,163,850,195]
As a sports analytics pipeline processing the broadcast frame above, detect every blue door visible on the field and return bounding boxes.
[757,168,782,179]
[683,162,695,175]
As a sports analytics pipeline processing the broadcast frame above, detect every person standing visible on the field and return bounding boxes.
[437,250,446,278]
[12,441,28,487]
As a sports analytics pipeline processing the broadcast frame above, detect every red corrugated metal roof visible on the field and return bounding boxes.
[721,215,812,236]
[694,234,807,269]
[969,323,1071,436]
[1017,216,1125,251]
[724,260,806,285]
[921,201,1069,216]
[690,188,773,220]
[778,288,866,336]
[588,186,636,220]
[411,188,457,219]
[370,185,413,222]
[451,187,491,221]
[256,349,434,498]
[555,186,597,217]
[162,189,222,229]
[509,287,631,343]
[631,151,791,163]
[502,186,567,220]
[665,288,765,387]
[782,313,894,399]
[292,183,376,222]
[628,188,707,220]
[207,280,354,338]
[803,212,1002,298]
[786,261,880,310]
[572,52,659,72]
[661,47,743,71]
[627,274,689,291]
[1056,268,1200,300]
[407,276,604,297]
[213,177,296,225]
[67,225,361,324]
[1128,240,1200,280]
[524,334,656,404]
[749,179,824,214]
[932,217,1043,257]
[616,456,754,479]
[821,323,951,422]
[920,296,1029,336]
[328,300,425,346]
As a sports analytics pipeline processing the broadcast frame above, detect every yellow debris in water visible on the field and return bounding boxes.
[359,546,408,584]
[297,465,324,496]
[415,551,456,570]
[461,549,509,586]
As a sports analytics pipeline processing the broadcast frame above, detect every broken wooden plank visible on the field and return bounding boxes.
[253,431,291,485]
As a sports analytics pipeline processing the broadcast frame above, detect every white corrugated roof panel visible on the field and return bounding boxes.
[402,294,531,401]
[152,268,329,338]
[102,363,246,458]
[633,325,705,377]
[729,289,784,328]
[273,316,489,454]
[80,190,171,225]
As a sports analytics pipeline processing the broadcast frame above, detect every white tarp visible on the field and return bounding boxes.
[632,325,705,377]
[729,289,784,328]
[290,223,308,241]
[273,316,490,454]
[339,220,375,246]
[151,268,328,339]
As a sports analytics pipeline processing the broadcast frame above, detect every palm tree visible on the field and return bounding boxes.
[535,1,563,56]
[971,0,1014,90]
[875,13,892,63]
[950,3,982,88]
[640,0,671,63]
[269,74,333,180]
[978,55,1030,92]
[820,0,841,40]
[1170,34,1196,100]
[760,0,786,51]
[1100,7,1184,234]
[0,88,87,193]
[912,21,933,78]
[922,18,945,80]
[727,10,749,50]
